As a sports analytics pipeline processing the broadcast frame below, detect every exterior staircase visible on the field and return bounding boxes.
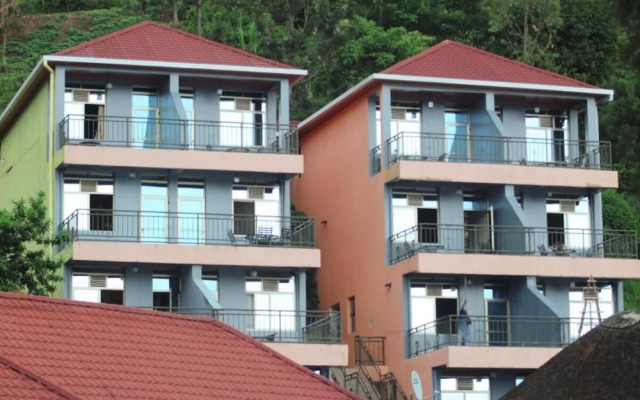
[331,336,409,400]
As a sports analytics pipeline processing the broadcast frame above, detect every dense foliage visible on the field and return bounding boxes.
[2,0,640,302]
[0,192,65,295]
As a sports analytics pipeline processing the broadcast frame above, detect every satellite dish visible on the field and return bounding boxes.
[411,370,423,400]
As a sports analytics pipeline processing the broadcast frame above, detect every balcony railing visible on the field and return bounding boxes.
[59,209,315,249]
[408,315,591,357]
[151,307,342,343]
[389,223,637,263]
[59,115,299,154]
[386,132,611,170]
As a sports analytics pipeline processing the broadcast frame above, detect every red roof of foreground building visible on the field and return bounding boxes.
[56,21,296,70]
[0,356,75,399]
[381,40,597,88]
[0,292,359,400]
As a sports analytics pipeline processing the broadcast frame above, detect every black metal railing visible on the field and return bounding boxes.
[386,132,611,170]
[59,209,315,248]
[60,114,299,154]
[389,223,637,263]
[355,336,409,400]
[150,307,341,343]
[408,315,591,357]
[355,336,386,365]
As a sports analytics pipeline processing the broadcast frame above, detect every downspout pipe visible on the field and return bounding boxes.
[42,59,55,258]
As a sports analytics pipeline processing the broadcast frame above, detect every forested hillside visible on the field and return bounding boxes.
[2,0,640,305]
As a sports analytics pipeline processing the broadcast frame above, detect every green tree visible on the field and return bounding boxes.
[554,0,621,86]
[602,189,640,310]
[481,0,562,69]
[306,17,432,115]
[0,192,65,295]
[0,0,19,71]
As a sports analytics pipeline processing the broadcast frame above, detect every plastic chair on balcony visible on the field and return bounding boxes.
[227,229,237,245]
[279,228,292,246]
[537,244,549,256]
[404,241,415,258]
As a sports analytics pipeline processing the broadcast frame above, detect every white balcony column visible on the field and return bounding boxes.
[568,107,580,161]
[615,281,624,312]
[380,84,392,166]
[421,98,445,157]
[297,271,306,311]
[485,91,495,111]
[282,179,291,218]
[584,98,599,142]
[297,271,306,336]
[54,66,66,152]
[180,265,221,310]
[267,85,277,126]
[592,190,604,247]
[124,265,153,307]
[278,78,289,125]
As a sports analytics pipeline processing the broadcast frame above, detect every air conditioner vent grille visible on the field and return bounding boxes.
[248,187,264,200]
[236,98,251,111]
[407,194,423,207]
[391,108,406,120]
[80,179,98,193]
[73,89,89,103]
[457,377,474,391]
[539,115,553,128]
[560,200,576,213]
[426,284,443,297]
[262,279,279,292]
[89,275,107,288]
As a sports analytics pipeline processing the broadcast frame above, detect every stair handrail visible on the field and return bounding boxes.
[355,336,409,400]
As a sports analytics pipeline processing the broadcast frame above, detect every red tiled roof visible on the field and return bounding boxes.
[0,357,75,399]
[0,292,359,400]
[56,21,297,70]
[381,40,598,89]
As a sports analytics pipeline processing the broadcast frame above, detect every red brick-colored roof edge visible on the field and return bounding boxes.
[381,39,598,89]
[56,21,297,70]
[0,354,81,400]
[0,292,361,400]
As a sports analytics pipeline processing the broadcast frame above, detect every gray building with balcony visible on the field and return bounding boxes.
[0,21,346,370]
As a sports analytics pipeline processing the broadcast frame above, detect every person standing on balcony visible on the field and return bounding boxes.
[458,307,471,345]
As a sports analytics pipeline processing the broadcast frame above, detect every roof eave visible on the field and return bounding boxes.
[44,55,308,82]
[0,59,47,137]
[373,73,614,101]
